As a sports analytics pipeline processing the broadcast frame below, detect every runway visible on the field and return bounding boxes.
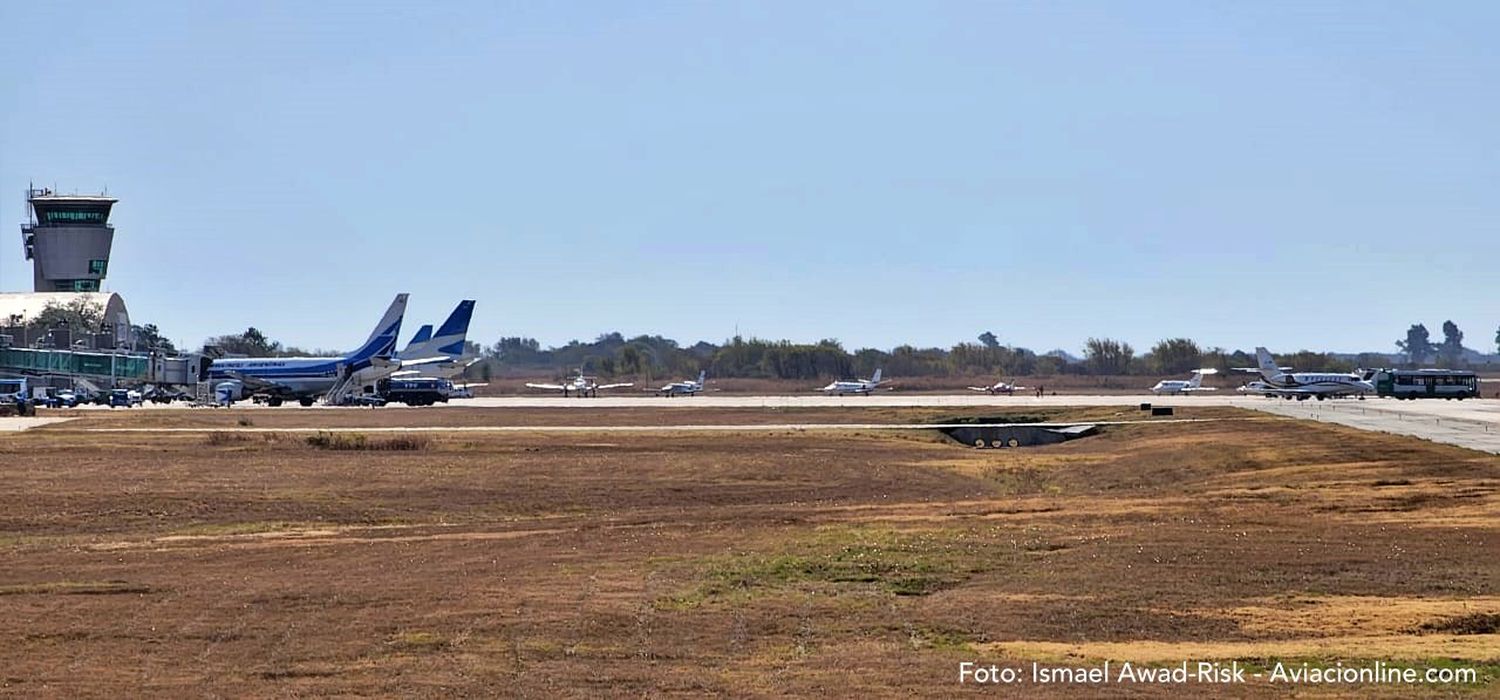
[26,394,1500,454]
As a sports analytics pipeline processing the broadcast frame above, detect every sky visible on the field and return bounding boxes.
[1,1,1496,355]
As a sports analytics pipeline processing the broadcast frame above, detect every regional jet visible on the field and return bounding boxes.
[1234,347,1373,400]
[968,378,1025,395]
[1149,369,1218,395]
[651,370,707,397]
[526,371,633,397]
[209,293,408,406]
[817,369,885,396]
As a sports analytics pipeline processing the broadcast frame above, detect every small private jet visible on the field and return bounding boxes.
[1233,347,1373,400]
[652,370,707,397]
[817,369,886,396]
[525,371,633,397]
[1149,368,1218,395]
[968,378,1025,395]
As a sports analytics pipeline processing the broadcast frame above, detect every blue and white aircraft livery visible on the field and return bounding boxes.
[381,299,479,381]
[1236,346,1373,400]
[210,293,408,406]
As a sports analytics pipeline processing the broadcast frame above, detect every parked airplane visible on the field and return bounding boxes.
[387,300,479,380]
[968,378,1024,395]
[526,371,633,397]
[346,300,478,395]
[818,369,885,396]
[1234,347,1373,400]
[652,370,707,397]
[1149,369,1218,395]
[210,293,408,406]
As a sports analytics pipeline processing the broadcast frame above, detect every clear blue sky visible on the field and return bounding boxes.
[2,1,1496,355]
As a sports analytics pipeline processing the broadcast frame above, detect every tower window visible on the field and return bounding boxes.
[89,259,108,275]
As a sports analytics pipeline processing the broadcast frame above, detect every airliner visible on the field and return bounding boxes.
[652,370,706,397]
[968,378,1024,395]
[526,370,633,397]
[1235,347,1373,400]
[386,300,479,380]
[818,369,885,396]
[347,300,478,395]
[210,294,408,406]
[1149,369,1218,395]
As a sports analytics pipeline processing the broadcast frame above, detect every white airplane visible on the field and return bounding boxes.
[968,378,1025,395]
[210,294,408,406]
[1234,347,1373,400]
[386,300,480,380]
[345,300,478,395]
[652,370,707,397]
[1149,368,1218,395]
[817,369,886,396]
[526,370,633,397]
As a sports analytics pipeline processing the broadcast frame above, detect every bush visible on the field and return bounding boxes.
[304,432,430,451]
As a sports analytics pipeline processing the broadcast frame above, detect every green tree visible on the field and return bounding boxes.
[26,298,104,335]
[132,323,177,353]
[1396,324,1433,366]
[1147,338,1202,375]
[1083,337,1134,375]
[977,331,999,349]
[1437,320,1464,367]
[207,327,282,357]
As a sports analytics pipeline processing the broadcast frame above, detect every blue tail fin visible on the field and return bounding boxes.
[403,325,433,354]
[346,293,408,365]
[431,300,475,356]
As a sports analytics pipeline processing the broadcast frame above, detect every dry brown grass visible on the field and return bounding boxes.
[0,406,1495,696]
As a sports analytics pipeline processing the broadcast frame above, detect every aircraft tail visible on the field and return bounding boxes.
[871,368,883,384]
[696,370,706,385]
[1188,370,1204,388]
[347,293,409,364]
[403,325,433,354]
[1254,347,1280,379]
[431,300,475,355]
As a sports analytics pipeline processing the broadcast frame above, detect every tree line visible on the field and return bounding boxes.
[12,300,1500,379]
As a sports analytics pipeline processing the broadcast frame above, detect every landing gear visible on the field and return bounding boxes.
[267,397,283,407]
[299,397,315,407]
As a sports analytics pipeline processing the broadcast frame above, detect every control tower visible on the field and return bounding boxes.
[20,187,117,292]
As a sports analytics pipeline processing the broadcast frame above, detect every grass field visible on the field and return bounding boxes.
[1,406,1496,696]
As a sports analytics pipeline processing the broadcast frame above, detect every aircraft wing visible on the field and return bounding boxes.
[525,383,566,391]
[596,382,634,390]
[452,382,488,389]
[967,386,991,392]
[1182,387,1218,392]
[398,355,456,368]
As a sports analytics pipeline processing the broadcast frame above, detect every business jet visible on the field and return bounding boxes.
[210,294,407,406]
[818,369,886,396]
[1234,347,1373,400]
[652,370,707,397]
[526,371,633,397]
[1149,369,1218,395]
[968,379,1024,395]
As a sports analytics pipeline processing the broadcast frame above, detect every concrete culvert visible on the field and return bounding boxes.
[942,424,1099,449]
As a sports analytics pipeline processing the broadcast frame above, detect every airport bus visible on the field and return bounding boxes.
[1366,368,1479,400]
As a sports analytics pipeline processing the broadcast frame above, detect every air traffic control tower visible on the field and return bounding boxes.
[20,187,117,292]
